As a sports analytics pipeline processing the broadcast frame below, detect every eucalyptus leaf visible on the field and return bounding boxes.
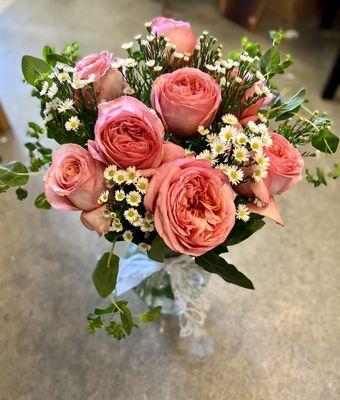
[120,303,134,335]
[34,192,51,209]
[21,55,51,86]
[92,252,119,299]
[138,306,162,323]
[16,187,28,201]
[195,252,254,289]
[274,88,305,120]
[311,128,339,153]
[0,162,29,187]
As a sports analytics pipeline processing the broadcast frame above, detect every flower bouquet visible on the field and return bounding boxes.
[1,17,338,341]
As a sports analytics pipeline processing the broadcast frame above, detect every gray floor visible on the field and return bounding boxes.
[0,1,339,399]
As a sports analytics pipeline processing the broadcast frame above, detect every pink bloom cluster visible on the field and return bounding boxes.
[44,17,304,257]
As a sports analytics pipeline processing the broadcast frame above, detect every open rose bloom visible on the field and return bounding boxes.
[3,17,337,341]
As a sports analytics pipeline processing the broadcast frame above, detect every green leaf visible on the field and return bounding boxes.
[138,306,162,323]
[94,304,117,315]
[212,243,229,255]
[226,214,265,246]
[15,187,28,201]
[0,162,29,187]
[34,192,51,209]
[46,53,74,67]
[21,55,51,86]
[316,167,327,185]
[275,88,306,120]
[311,128,339,153]
[0,183,9,193]
[151,285,175,300]
[92,252,119,299]
[42,45,54,62]
[147,235,166,262]
[260,46,280,76]
[195,252,254,289]
[119,303,133,335]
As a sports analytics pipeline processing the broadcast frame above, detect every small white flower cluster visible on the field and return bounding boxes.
[99,165,154,244]
[196,114,272,185]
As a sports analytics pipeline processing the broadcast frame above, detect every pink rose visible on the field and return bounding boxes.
[75,51,124,103]
[236,132,303,225]
[264,131,304,195]
[44,144,105,211]
[151,17,196,55]
[144,158,236,256]
[81,206,111,236]
[238,81,275,125]
[151,67,221,137]
[88,96,165,172]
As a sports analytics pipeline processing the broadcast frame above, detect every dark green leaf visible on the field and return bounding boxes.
[195,252,254,289]
[34,192,51,209]
[104,231,118,243]
[151,285,175,300]
[94,304,117,315]
[16,187,28,201]
[25,142,36,152]
[46,53,74,67]
[92,252,119,299]
[0,162,29,187]
[21,55,51,86]
[120,303,133,335]
[275,88,305,120]
[311,128,339,153]
[147,235,166,262]
[316,167,327,185]
[226,215,265,246]
[260,46,280,76]
[212,243,229,255]
[138,306,162,323]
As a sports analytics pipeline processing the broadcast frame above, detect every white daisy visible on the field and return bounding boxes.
[112,220,123,232]
[253,166,268,182]
[233,132,248,146]
[206,133,218,144]
[47,83,58,99]
[40,81,49,96]
[104,165,118,181]
[43,114,53,124]
[124,58,137,68]
[254,152,270,168]
[153,66,163,72]
[126,166,140,184]
[131,214,143,227]
[140,220,154,232]
[211,140,226,155]
[218,163,228,174]
[102,208,111,219]
[65,116,80,131]
[123,86,135,95]
[205,64,217,71]
[196,150,217,164]
[98,190,109,204]
[146,60,155,67]
[121,42,134,50]
[222,113,238,125]
[247,120,259,133]
[115,189,125,202]
[236,204,250,222]
[261,132,273,147]
[226,165,244,185]
[258,113,268,123]
[113,170,127,185]
[233,146,249,163]
[135,177,149,194]
[198,125,209,136]
[57,99,74,113]
[219,76,227,87]
[124,208,139,222]
[144,211,153,223]
[146,34,156,42]
[219,125,238,141]
[249,137,264,152]
[126,191,142,207]
[123,230,133,242]
[57,72,70,83]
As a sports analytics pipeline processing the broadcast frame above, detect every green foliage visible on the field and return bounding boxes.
[0,183,9,193]
[92,252,119,298]
[147,235,166,262]
[34,192,51,209]
[21,55,51,86]
[138,306,162,323]
[0,162,29,187]
[305,168,327,187]
[15,187,28,201]
[269,88,306,121]
[120,302,134,335]
[105,321,126,340]
[226,214,265,246]
[241,37,260,57]
[196,251,254,289]
[87,314,104,333]
[311,128,339,154]
[46,53,74,67]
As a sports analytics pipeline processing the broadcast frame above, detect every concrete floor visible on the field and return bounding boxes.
[0,0,339,399]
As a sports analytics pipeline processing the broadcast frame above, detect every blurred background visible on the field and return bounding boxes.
[0,0,339,399]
